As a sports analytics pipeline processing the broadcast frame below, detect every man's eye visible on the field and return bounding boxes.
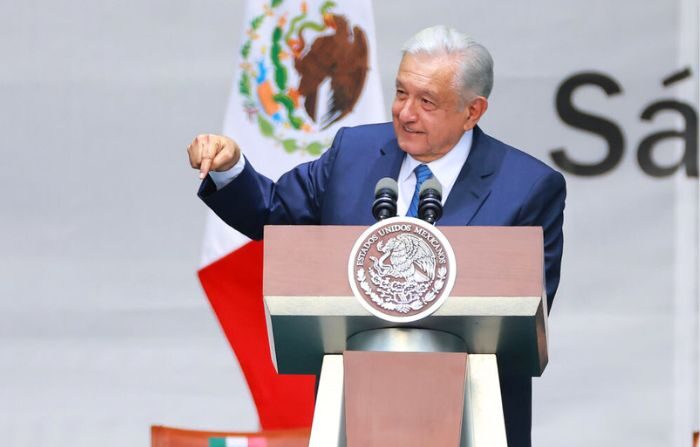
[422,98,435,107]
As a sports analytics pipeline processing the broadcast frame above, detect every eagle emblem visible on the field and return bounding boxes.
[239,1,370,155]
[372,234,436,283]
[348,218,456,323]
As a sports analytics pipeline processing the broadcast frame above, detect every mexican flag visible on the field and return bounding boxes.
[198,0,385,429]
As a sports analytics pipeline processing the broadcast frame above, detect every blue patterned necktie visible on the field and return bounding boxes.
[406,164,433,217]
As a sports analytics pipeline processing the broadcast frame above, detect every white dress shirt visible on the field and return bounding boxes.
[395,130,473,216]
[209,129,474,217]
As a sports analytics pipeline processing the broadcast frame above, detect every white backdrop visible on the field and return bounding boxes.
[0,1,697,446]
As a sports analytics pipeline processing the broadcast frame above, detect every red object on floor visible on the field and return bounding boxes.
[198,241,316,429]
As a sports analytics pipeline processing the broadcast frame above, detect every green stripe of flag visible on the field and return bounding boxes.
[208,437,250,447]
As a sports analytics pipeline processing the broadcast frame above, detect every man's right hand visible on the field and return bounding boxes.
[187,134,241,180]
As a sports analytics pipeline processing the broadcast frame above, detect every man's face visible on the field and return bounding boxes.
[392,53,474,162]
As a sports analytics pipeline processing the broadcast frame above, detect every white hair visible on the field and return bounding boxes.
[401,25,494,100]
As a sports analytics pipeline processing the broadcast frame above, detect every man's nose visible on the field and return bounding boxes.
[398,98,417,122]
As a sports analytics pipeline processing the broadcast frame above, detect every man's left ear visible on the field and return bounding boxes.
[463,97,489,131]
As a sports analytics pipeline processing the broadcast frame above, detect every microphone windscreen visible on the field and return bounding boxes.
[419,177,443,196]
[375,177,399,197]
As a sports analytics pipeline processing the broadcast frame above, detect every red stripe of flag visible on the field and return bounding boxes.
[198,241,316,429]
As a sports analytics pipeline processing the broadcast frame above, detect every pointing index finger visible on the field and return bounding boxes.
[199,135,215,179]
[199,157,212,179]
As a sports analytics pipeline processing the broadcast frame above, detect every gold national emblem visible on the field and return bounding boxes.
[348,217,457,323]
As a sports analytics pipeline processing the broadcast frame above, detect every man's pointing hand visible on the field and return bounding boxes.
[187,134,241,179]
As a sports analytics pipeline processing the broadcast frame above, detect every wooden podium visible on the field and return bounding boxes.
[263,225,548,447]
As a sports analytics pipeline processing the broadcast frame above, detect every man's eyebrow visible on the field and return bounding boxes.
[394,80,439,98]
[416,87,440,100]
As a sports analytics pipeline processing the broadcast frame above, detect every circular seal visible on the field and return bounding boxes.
[348,217,457,323]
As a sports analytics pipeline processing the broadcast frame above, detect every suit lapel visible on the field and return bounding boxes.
[376,138,406,179]
[440,126,504,226]
[352,138,405,225]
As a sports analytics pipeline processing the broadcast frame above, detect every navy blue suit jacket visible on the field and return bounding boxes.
[200,122,566,308]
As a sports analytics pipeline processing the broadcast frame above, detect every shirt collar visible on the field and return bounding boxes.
[400,129,473,185]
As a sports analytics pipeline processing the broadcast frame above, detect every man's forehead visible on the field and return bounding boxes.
[395,54,458,94]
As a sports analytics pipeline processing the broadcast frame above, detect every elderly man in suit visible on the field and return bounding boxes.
[188,25,566,447]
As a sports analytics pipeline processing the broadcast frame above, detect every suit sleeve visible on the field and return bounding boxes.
[197,128,345,240]
[515,170,566,309]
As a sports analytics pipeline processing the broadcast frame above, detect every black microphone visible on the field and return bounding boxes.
[418,177,443,224]
[372,177,398,221]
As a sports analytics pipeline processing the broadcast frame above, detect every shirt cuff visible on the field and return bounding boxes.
[208,154,246,190]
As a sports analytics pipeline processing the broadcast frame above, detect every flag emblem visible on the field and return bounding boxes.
[239,0,370,156]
